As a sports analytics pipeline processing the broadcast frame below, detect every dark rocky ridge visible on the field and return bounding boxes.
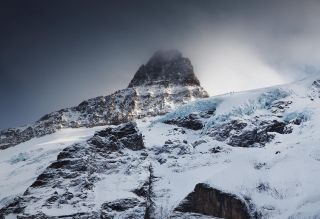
[0,50,208,150]
[174,183,255,219]
[208,119,293,147]
[164,114,204,130]
[128,50,201,88]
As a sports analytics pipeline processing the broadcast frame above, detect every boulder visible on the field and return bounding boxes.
[174,183,254,219]
[164,114,204,130]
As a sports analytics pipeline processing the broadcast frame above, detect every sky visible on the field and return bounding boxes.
[1,0,320,129]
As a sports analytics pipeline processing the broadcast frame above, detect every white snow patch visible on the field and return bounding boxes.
[0,126,106,208]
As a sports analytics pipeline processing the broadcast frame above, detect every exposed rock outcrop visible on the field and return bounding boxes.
[164,114,204,130]
[174,183,253,219]
[128,50,200,88]
[89,122,145,151]
[209,119,292,147]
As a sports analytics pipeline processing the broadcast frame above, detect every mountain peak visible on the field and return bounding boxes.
[146,49,182,65]
[128,50,201,87]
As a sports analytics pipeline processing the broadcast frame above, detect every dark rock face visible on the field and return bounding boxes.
[89,122,145,151]
[101,198,143,218]
[228,120,292,147]
[164,114,204,130]
[209,120,248,142]
[209,120,292,147]
[102,198,140,212]
[174,183,253,219]
[128,50,201,88]
[152,139,193,157]
[209,146,223,154]
[227,129,273,148]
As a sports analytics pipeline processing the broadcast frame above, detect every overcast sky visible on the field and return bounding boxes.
[1,0,320,129]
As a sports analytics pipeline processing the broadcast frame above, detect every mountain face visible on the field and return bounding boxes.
[1,52,320,219]
[0,50,208,150]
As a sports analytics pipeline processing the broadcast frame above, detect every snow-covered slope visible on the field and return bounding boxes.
[154,75,320,219]
[1,74,320,219]
[0,126,107,209]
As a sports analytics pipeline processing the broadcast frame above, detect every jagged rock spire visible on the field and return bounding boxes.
[128,50,201,87]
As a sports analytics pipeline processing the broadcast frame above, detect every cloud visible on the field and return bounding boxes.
[177,0,320,94]
[184,33,285,95]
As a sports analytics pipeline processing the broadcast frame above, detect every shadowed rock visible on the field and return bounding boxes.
[164,114,204,130]
[174,183,254,219]
[208,119,292,147]
[89,122,145,151]
[128,50,201,88]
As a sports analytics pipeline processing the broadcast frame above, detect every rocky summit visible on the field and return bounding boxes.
[1,52,320,219]
[128,50,201,87]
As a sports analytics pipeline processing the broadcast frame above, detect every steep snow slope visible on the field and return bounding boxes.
[0,126,106,209]
[1,76,320,219]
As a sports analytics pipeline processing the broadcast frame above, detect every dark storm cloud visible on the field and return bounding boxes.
[0,0,320,129]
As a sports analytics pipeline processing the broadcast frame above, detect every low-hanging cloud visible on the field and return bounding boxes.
[185,36,286,95]
[177,0,320,94]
